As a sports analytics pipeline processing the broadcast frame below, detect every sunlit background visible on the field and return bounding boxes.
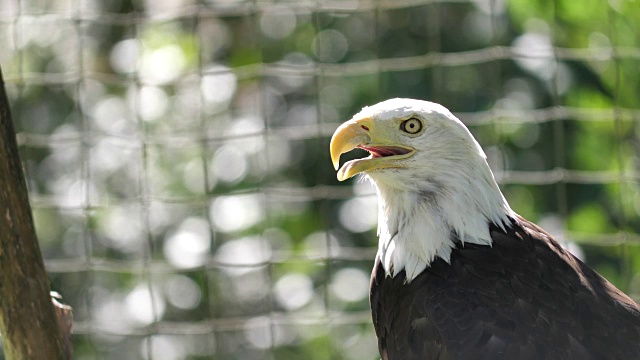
[1,0,640,359]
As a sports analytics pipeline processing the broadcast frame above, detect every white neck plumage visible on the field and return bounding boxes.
[371,163,515,282]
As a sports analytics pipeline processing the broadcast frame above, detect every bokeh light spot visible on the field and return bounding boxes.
[339,196,377,233]
[312,29,349,63]
[163,217,212,269]
[125,283,166,326]
[274,273,313,310]
[140,45,186,85]
[214,236,272,276]
[110,39,138,74]
[165,275,202,310]
[260,7,297,40]
[330,268,370,302]
[210,194,264,233]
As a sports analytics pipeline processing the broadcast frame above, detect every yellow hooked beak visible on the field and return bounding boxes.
[329,117,415,181]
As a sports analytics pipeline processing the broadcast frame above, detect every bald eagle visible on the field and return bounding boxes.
[329,99,640,360]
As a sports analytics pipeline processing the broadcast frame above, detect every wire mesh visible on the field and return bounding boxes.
[1,0,640,359]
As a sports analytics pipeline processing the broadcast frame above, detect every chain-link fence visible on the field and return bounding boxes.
[1,0,639,359]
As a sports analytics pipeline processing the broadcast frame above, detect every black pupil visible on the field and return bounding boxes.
[405,120,419,132]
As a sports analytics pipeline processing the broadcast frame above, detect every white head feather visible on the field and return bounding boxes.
[356,99,515,281]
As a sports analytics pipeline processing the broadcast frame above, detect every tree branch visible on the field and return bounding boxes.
[0,66,68,358]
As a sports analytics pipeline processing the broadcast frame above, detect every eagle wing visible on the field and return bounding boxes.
[370,216,640,360]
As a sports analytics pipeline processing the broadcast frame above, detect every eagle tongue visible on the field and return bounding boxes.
[359,145,409,158]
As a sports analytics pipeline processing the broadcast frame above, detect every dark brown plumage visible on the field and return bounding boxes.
[370,215,640,360]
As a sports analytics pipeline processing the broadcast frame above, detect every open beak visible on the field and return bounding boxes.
[329,118,415,181]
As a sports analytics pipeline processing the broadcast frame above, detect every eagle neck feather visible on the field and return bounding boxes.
[372,167,514,282]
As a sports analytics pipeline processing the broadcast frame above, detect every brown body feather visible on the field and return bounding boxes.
[370,215,640,360]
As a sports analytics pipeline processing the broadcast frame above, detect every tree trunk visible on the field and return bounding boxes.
[0,67,67,358]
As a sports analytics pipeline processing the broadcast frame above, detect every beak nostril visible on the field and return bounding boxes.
[361,125,369,131]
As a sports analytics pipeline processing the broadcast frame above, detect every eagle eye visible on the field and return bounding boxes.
[400,118,422,134]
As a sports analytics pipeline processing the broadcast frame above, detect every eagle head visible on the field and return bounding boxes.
[330,99,514,280]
